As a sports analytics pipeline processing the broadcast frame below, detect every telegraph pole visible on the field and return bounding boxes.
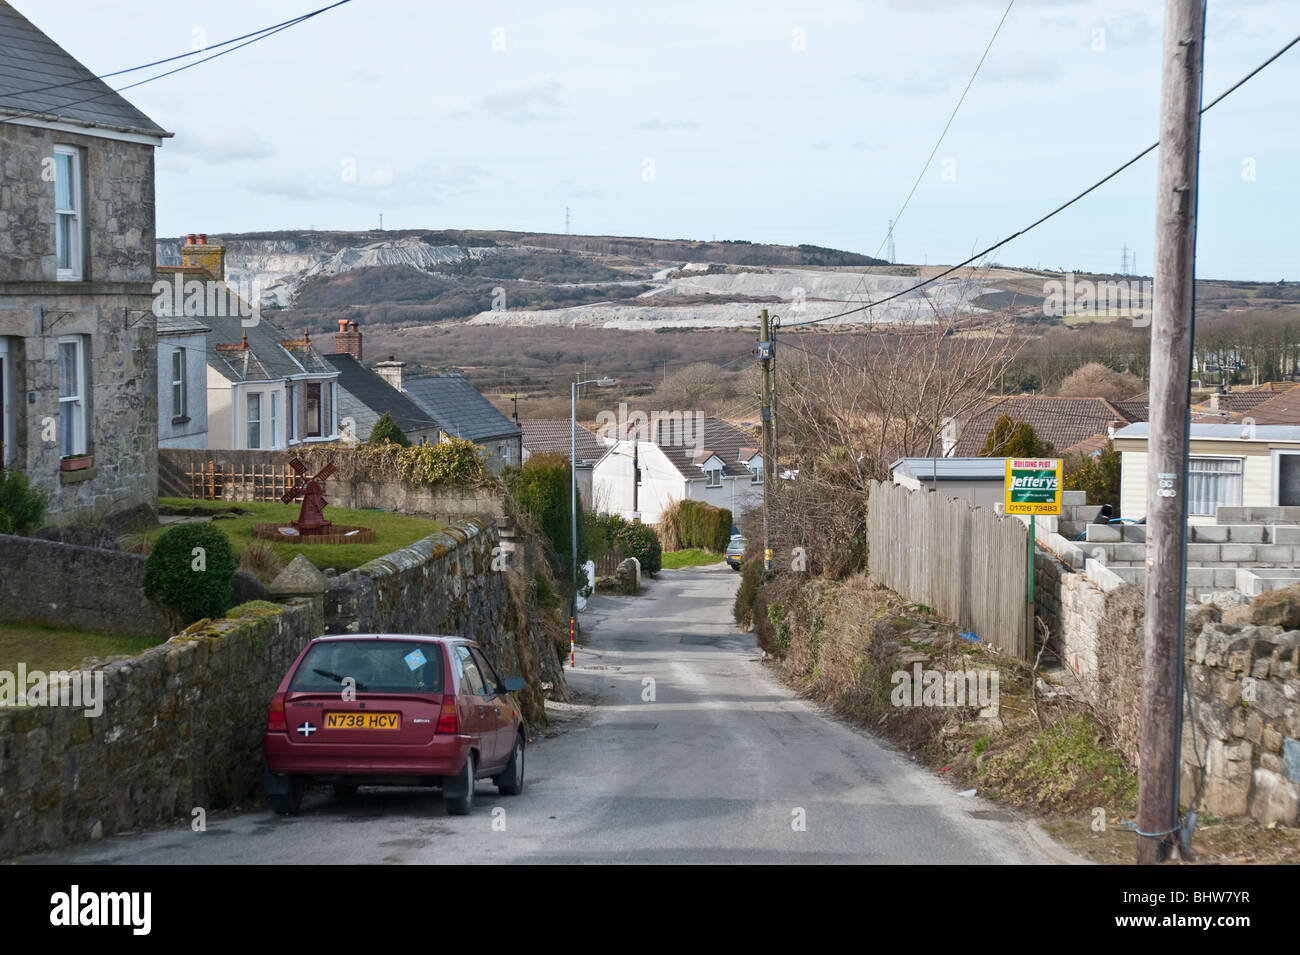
[1139,0,1205,865]
[760,309,773,572]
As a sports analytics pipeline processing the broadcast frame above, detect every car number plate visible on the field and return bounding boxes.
[325,712,401,730]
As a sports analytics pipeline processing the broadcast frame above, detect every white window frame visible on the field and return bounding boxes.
[54,146,83,281]
[58,335,88,457]
[329,381,338,437]
[270,391,280,449]
[706,467,722,488]
[286,383,296,443]
[246,391,263,449]
[171,348,187,420]
[0,338,12,466]
[750,462,763,485]
[1270,448,1300,506]
[1187,455,1244,516]
[305,382,322,438]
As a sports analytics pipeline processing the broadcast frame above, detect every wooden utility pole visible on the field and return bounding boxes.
[760,309,773,573]
[1139,0,1205,865]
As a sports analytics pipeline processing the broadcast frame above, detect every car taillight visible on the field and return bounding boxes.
[436,699,458,734]
[267,695,286,732]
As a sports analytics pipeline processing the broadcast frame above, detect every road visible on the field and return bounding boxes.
[22,564,1072,864]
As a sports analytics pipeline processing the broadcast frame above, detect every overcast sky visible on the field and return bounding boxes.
[27,0,1300,280]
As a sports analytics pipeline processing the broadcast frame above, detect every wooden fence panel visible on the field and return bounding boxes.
[867,479,1028,659]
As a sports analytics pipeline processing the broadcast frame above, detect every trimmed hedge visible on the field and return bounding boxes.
[142,523,238,625]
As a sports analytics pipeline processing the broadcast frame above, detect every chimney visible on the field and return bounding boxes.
[375,355,405,392]
[334,319,363,361]
[1209,393,1221,412]
[182,232,225,281]
[1107,419,1120,438]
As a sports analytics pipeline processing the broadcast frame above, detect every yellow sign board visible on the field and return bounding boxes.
[1004,458,1063,516]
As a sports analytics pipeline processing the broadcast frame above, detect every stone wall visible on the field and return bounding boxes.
[157,447,506,522]
[0,533,168,637]
[325,517,568,717]
[0,597,323,858]
[1181,610,1300,826]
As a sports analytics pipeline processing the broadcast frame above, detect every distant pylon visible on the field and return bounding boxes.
[886,220,896,265]
[1121,243,1129,275]
[565,207,570,235]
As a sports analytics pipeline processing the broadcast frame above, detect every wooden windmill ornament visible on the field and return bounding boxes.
[283,457,336,534]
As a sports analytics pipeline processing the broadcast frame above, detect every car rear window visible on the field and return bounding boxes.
[290,640,445,694]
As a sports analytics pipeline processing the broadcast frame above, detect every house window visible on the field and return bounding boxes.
[750,463,763,484]
[286,384,296,442]
[1188,457,1243,516]
[0,338,12,466]
[57,336,87,457]
[54,146,82,280]
[171,349,187,420]
[247,392,263,449]
[270,392,280,449]
[329,381,338,437]
[706,467,721,488]
[306,383,322,438]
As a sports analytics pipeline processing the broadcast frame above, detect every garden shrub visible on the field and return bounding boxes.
[0,466,47,536]
[142,523,238,625]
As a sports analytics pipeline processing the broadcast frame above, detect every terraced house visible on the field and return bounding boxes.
[0,2,171,527]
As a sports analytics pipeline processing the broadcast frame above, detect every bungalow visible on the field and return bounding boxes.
[400,369,522,473]
[891,457,1007,509]
[520,418,611,505]
[0,3,171,526]
[592,416,762,525]
[1114,422,1300,522]
[949,395,1140,458]
[325,320,439,445]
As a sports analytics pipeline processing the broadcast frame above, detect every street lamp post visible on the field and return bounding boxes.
[570,376,616,662]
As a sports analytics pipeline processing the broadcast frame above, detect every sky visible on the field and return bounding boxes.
[24,0,1300,281]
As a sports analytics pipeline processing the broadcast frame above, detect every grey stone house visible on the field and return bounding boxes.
[401,370,523,474]
[0,3,171,527]
[155,312,209,449]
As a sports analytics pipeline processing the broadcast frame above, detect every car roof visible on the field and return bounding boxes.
[309,634,474,645]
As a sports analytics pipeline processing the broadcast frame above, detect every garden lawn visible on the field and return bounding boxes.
[151,498,445,572]
[0,623,162,673]
[660,548,724,569]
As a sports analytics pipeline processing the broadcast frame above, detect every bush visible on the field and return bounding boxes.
[595,513,662,576]
[1064,441,1122,515]
[504,452,583,581]
[978,415,1054,457]
[142,523,238,625]
[0,466,47,536]
[239,539,285,586]
[733,554,764,628]
[368,411,411,446]
[660,499,732,552]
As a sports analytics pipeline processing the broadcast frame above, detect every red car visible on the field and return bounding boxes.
[262,634,526,816]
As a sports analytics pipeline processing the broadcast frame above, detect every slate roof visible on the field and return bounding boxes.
[521,418,607,464]
[952,396,1133,456]
[403,374,521,443]
[0,2,170,138]
[1232,383,1300,426]
[323,354,439,441]
[892,457,1007,481]
[605,417,762,481]
[205,311,335,383]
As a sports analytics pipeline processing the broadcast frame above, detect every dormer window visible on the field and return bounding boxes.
[750,463,763,484]
[706,467,722,487]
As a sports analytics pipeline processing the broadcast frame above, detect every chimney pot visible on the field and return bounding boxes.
[186,233,196,245]
[198,234,207,245]
[339,319,349,332]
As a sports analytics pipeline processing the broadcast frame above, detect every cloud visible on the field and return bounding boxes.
[475,81,564,122]
[636,118,700,131]
[165,130,276,164]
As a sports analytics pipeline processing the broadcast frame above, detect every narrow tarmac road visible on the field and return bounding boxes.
[23,564,1072,864]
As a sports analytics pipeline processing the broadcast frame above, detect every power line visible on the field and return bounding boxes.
[788,27,1300,331]
[0,0,353,126]
[873,0,1015,261]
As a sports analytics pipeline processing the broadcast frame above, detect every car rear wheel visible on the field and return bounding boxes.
[269,775,305,815]
[495,733,525,796]
[444,753,475,816]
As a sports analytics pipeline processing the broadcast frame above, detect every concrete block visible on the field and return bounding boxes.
[1061,490,1087,506]
[1255,544,1293,564]
[1110,543,1146,562]
[1215,506,1248,524]
[1186,568,1217,588]
[1227,524,1265,543]
[1215,568,1240,589]
[1220,543,1259,562]
[1111,566,1144,585]
[1271,525,1300,545]
[1071,504,1104,524]
[1121,524,1146,542]
[1086,523,1121,542]
[1192,524,1229,543]
[1187,543,1220,562]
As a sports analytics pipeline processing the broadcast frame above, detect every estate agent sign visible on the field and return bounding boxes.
[1004,458,1063,516]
